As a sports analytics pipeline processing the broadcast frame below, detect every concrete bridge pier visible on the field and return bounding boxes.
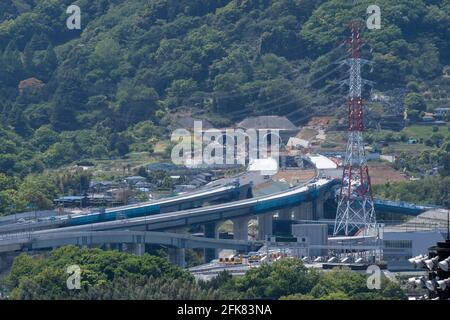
[169,248,186,268]
[315,198,324,220]
[0,254,5,270]
[278,208,292,220]
[291,206,301,220]
[120,243,146,256]
[257,213,273,240]
[233,216,250,240]
[131,243,146,256]
[204,222,219,262]
[136,243,145,256]
[294,202,313,220]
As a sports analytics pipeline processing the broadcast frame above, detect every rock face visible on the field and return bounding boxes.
[18,77,44,94]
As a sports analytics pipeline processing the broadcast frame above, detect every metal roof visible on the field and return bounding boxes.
[238,116,297,131]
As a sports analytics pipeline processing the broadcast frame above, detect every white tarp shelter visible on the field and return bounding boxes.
[308,154,337,170]
[287,137,310,149]
[248,158,278,176]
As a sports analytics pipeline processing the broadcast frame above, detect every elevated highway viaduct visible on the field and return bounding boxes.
[0,179,337,265]
[0,231,265,268]
[0,182,251,234]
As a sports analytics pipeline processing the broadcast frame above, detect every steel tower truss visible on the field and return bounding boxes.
[333,23,376,236]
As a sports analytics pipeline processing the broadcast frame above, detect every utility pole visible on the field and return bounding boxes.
[333,22,376,236]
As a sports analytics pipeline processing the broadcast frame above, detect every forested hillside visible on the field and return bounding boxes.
[0,0,449,177]
[0,246,405,299]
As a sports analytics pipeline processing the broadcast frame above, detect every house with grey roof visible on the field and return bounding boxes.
[237,116,299,144]
[124,176,147,186]
[173,115,215,132]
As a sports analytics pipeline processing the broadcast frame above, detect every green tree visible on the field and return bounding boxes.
[39,44,58,80]
[220,260,319,299]
[90,37,121,70]
[51,70,84,131]
[6,246,196,300]
[31,125,59,152]
[115,79,160,126]
[404,93,427,112]
[2,41,24,85]
[22,40,35,75]
[16,173,58,211]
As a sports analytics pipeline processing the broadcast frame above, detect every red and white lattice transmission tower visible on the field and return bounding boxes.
[333,22,376,236]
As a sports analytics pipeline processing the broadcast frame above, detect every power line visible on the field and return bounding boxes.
[223,55,350,119]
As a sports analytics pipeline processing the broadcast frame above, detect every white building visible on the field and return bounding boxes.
[248,158,279,176]
[287,137,310,149]
[308,154,337,170]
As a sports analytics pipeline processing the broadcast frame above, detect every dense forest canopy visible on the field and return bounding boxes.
[0,0,448,187]
[0,246,406,300]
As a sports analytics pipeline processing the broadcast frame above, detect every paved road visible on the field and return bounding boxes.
[0,230,265,253]
[0,183,242,234]
[0,179,331,241]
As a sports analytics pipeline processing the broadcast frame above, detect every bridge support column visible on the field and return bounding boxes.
[137,243,145,256]
[315,198,324,220]
[292,206,301,220]
[233,216,250,240]
[0,254,5,270]
[169,248,186,268]
[120,243,146,256]
[204,222,219,262]
[278,208,292,220]
[306,202,313,220]
[257,213,273,240]
[294,202,313,220]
